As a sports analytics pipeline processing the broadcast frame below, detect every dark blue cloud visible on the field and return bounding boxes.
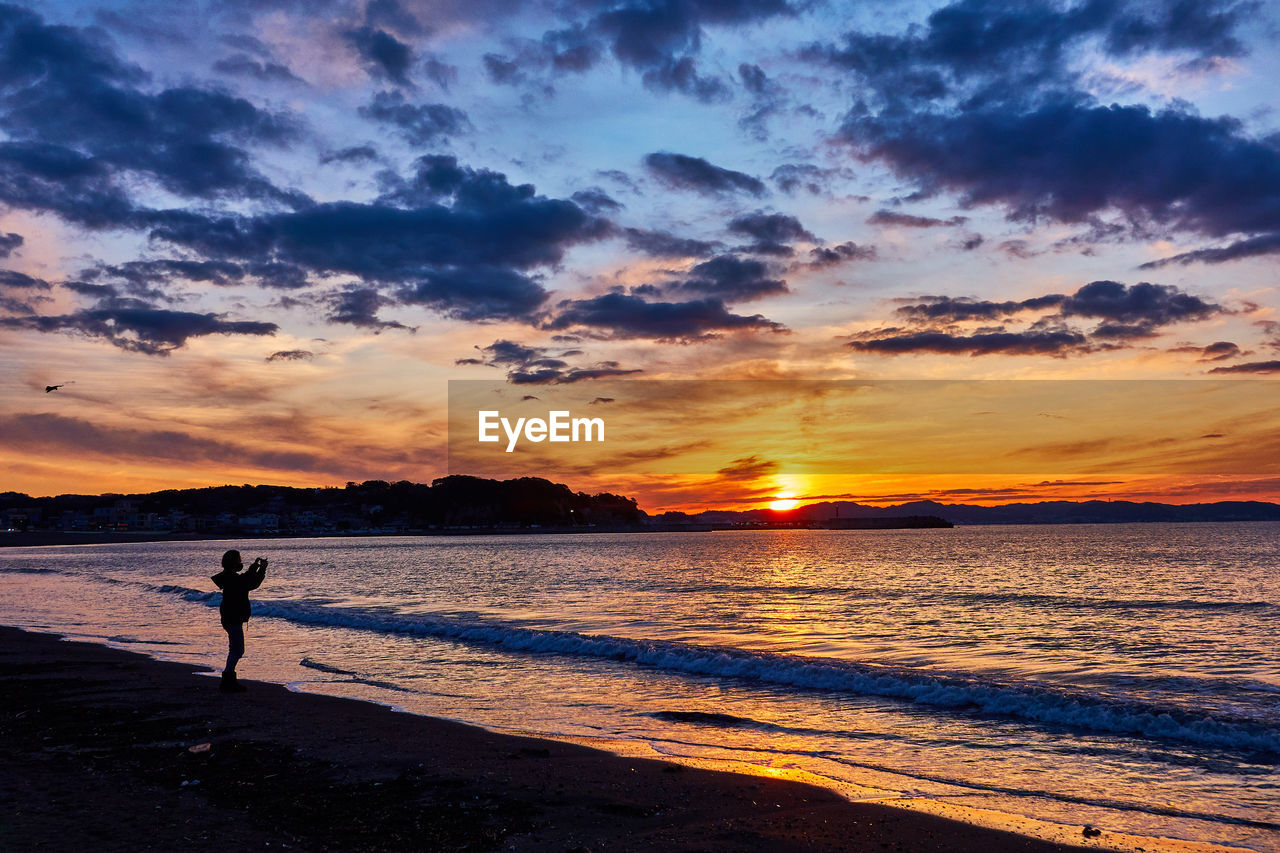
[642,56,730,101]
[802,241,877,269]
[460,339,642,383]
[1141,232,1280,268]
[644,151,766,196]
[320,145,380,165]
[146,155,611,322]
[849,328,1093,357]
[895,281,1222,326]
[396,266,548,321]
[769,163,853,196]
[326,285,413,331]
[213,53,303,84]
[344,26,413,84]
[803,2,1277,262]
[727,211,814,243]
[266,349,315,362]
[534,0,790,97]
[622,227,720,258]
[0,4,305,221]
[846,101,1280,241]
[545,291,784,341]
[804,0,1254,108]
[0,232,21,258]
[1207,360,1280,374]
[0,268,50,289]
[867,209,967,228]
[359,91,471,145]
[860,280,1228,356]
[672,254,787,301]
[0,294,277,355]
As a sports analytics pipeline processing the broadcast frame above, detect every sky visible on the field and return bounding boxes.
[1,0,1278,510]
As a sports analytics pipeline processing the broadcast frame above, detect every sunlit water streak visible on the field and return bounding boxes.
[1,524,1277,850]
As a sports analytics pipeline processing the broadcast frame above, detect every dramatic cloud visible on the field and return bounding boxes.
[849,328,1092,357]
[895,281,1223,328]
[395,266,548,322]
[642,57,730,102]
[320,145,380,165]
[265,349,314,362]
[670,255,787,301]
[0,268,49,290]
[802,242,876,269]
[0,231,21,257]
[770,163,853,196]
[859,280,1228,357]
[0,4,304,226]
[1169,341,1242,361]
[799,0,1276,260]
[1141,233,1280,268]
[557,0,792,78]
[644,152,766,197]
[344,26,413,84]
[458,338,642,384]
[727,211,815,245]
[867,209,966,228]
[213,54,303,84]
[571,187,622,214]
[622,228,719,258]
[1207,360,1280,374]
[0,296,277,355]
[844,100,1280,251]
[359,91,471,145]
[545,292,784,341]
[148,155,610,322]
[326,285,412,331]
[805,0,1252,103]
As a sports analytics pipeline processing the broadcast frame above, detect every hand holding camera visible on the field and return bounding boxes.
[252,557,269,571]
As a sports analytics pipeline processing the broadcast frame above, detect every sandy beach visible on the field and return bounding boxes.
[0,626,1106,852]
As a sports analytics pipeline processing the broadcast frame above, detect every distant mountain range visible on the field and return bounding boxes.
[684,499,1280,526]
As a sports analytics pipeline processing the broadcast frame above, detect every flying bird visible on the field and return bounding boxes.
[44,381,74,393]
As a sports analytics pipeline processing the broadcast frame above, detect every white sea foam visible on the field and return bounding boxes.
[151,582,1280,755]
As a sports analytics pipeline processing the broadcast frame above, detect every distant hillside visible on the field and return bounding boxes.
[0,476,645,534]
[693,499,1280,526]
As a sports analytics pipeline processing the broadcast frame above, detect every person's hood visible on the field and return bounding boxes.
[211,569,239,589]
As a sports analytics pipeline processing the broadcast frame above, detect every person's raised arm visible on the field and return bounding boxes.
[246,557,267,590]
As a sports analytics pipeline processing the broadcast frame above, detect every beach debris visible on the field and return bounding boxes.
[180,779,201,787]
[188,742,212,754]
[1082,825,1102,838]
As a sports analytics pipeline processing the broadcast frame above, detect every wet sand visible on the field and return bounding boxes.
[0,626,1101,852]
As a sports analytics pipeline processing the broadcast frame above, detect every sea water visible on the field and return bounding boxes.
[1,524,1277,850]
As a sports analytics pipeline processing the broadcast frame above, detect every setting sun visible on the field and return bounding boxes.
[769,497,799,511]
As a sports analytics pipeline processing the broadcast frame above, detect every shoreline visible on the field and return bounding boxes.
[0,625,1114,852]
[6,517,1280,548]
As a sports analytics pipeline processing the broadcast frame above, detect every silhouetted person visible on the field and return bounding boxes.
[211,549,267,693]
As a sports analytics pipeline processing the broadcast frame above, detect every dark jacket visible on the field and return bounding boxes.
[211,564,265,626]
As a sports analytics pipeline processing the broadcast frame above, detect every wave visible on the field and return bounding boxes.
[655,581,1276,614]
[147,583,1280,755]
[299,657,356,675]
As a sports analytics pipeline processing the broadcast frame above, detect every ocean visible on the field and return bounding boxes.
[2,524,1277,850]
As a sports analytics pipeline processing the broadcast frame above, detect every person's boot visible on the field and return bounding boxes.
[219,670,247,692]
